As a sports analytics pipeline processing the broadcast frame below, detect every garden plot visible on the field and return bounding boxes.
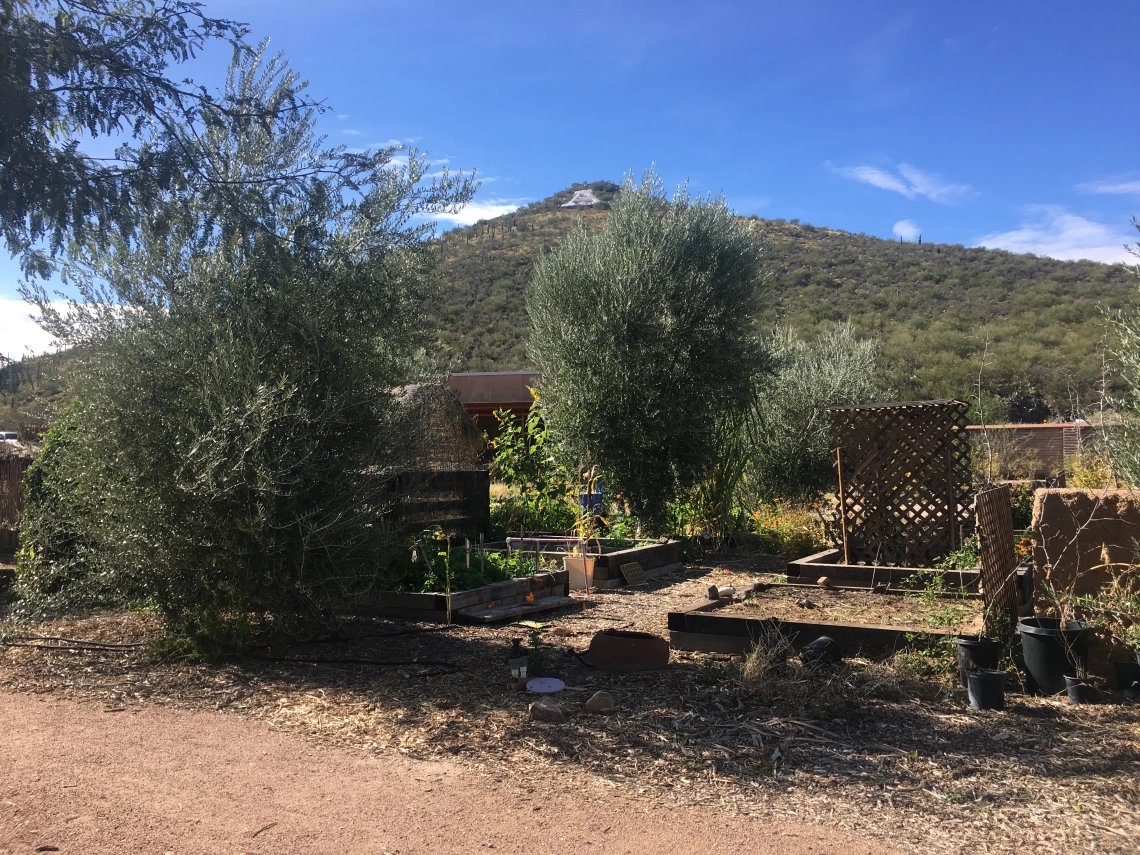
[352,538,684,624]
[737,585,983,628]
[669,582,983,656]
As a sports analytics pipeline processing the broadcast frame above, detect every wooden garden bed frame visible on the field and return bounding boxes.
[787,548,982,591]
[352,570,573,624]
[668,596,976,657]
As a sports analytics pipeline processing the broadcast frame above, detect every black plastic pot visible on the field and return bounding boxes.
[1064,675,1100,705]
[1017,617,1090,696]
[956,635,1004,688]
[966,669,1007,711]
[1113,660,1140,692]
[800,635,843,666]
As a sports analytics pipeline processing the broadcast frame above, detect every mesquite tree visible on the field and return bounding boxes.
[15,45,475,644]
[526,170,767,528]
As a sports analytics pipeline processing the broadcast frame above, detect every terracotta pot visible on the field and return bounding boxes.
[588,629,670,672]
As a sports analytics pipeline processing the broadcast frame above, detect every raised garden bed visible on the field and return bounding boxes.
[350,538,683,624]
[588,539,683,589]
[352,570,573,624]
[668,583,983,656]
[787,548,982,591]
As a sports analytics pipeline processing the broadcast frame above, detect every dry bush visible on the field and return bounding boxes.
[741,623,909,716]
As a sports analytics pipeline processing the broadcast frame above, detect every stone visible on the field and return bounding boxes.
[528,699,565,723]
[816,575,832,588]
[584,691,615,714]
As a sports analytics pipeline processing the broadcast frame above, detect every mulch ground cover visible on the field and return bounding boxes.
[2,553,1138,855]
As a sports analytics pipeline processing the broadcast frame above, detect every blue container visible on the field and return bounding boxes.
[580,481,605,514]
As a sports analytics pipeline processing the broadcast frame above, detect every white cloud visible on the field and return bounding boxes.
[975,206,1137,264]
[827,160,975,204]
[1078,177,1140,196]
[343,129,361,136]
[892,219,921,241]
[0,299,58,358]
[429,199,526,226]
[337,113,350,120]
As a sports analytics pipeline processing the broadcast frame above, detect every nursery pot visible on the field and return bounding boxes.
[966,668,1007,711]
[1064,675,1100,705]
[1017,617,1090,696]
[956,635,1004,688]
[1113,660,1140,692]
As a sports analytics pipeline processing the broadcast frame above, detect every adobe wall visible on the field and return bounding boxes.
[1032,488,1140,597]
[1031,488,1140,683]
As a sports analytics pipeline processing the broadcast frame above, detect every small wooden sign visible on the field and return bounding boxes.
[620,561,647,586]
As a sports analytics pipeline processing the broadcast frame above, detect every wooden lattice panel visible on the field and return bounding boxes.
[974,484,1019,626]
[830,400,973,567]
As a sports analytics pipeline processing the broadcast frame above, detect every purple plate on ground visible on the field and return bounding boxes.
[526,677,565,694]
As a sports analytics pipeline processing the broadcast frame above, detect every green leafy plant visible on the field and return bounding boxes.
[526,627,548,677]
[488,405,577,535]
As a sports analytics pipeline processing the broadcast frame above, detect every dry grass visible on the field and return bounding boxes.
[1,554,1138,855]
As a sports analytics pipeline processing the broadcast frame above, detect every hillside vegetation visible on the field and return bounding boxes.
[432,182,1135,419]
[5,181,1135,432]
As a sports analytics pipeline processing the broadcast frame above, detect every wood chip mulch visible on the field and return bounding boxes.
[2,554,1138,855]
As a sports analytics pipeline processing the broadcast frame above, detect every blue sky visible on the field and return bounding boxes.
[4,0,1140,353]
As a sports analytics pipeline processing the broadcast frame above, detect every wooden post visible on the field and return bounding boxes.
[479,532,485,576]
[836,446,850,566]
[465,537,471,570]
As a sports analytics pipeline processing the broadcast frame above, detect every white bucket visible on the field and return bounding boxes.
[563,556,596,591]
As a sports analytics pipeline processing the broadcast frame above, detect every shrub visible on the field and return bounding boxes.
[14,48,475,644]
[527,168,768,529]
[746,324,885,504]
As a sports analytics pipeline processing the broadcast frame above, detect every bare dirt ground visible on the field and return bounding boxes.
[2,554,1138,854]
[0,691,899,855]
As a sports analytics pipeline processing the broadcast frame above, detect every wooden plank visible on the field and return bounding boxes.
[670,630,751,654]
[457,595,578,624]
[836,446,850,565]
[667,607,964,657]
[975,484,1019,627]
[788,563,980,591]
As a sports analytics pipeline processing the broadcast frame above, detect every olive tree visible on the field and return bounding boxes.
[15,45,475,644]
[526,170,767,528]
[1104,219,1140,484]
[746,323,885,504]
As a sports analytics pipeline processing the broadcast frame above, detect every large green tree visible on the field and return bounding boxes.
[16,45,475,642]
[0,0,328,276]
[746,323,885,503]
[526,170,768,527]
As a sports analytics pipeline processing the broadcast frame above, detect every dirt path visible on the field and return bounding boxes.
[0,691,900,855]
